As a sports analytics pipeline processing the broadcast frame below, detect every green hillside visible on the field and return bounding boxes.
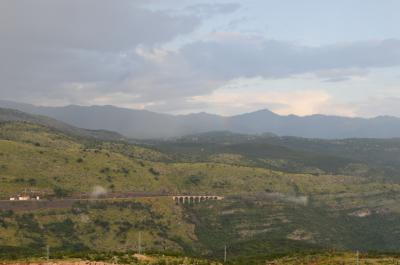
[2,122,400,264]
[145,131,400,180]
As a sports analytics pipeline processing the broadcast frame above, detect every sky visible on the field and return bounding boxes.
[1,0,400,117]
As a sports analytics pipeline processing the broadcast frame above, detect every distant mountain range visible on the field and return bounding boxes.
[1,100,400,139]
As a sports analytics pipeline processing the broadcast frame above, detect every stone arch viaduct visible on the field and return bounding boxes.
[172,195,224,204]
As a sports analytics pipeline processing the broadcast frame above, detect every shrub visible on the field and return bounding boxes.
[45,218,76,237]
[149,167,160,176]
[100,167,110,173]
[94,219,110,231]
[187,175,202,185]
[28,178,37,186]
[53,186,70,198]
[16,213,42,233]
[14,178,25,183]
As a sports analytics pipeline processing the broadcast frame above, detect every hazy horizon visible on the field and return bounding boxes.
[3,99,400,119]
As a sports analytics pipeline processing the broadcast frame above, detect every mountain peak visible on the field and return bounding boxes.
[253,108,277,114]
[233,108,280,119]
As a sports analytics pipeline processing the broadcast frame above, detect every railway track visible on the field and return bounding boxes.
[0,193,224,212]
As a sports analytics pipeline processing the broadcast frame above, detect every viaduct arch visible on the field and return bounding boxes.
[172,195,224,204]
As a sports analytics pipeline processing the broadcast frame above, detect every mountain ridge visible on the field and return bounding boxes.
[0,107,125,141]
[2,100,400,139]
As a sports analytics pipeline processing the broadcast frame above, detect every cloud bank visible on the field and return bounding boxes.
[1,0,400,116]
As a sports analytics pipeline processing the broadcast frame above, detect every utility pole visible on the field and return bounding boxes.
[138,231,142,254]
[356,250,359,265]
[224,245,227,263]
[46,245,50,260]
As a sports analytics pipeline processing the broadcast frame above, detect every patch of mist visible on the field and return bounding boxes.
[258,192,309,206]
[91,185,107,199]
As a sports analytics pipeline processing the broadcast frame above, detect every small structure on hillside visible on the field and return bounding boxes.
[9,192,40,201]
[18,195,31,201]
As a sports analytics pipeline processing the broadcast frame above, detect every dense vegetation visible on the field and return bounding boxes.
[2,122,400,264]
[143,131,400,180]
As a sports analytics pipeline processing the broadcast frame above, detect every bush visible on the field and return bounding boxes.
[187,175,202,185]
[100,167,110,173]
[0,218,7,228]
[53,186,70,198]
[94,219,110,231]
[46,218,76,236]
[16,213,42,233]
[28,178,37,186]
[149,167,160,176]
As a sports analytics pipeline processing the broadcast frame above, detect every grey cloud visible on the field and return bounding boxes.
[126,38,400,107]
[186,3,241,16]
[227,17,249,30]
[354,97,400,118]
[145,94,289,115]
[0,0,200,104]
[4,36,400,109]
[146,98,210,113]
[318,97,400,118]
[180,39,400,80]
[323,77,352,83]
[0,0,199,52]
[316,68,369,82]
